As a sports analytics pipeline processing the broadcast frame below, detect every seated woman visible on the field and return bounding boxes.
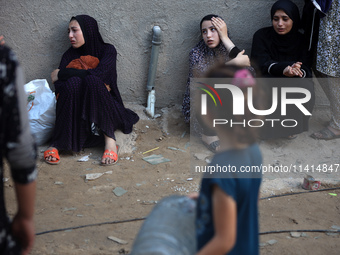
[251,0,315,140]
[182,14,251,152]
[45,15,139,165]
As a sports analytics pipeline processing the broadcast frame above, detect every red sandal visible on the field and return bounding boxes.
[101,145,119,166]
[44,148,60,165]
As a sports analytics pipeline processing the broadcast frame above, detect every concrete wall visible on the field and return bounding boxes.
[1,0,304,108]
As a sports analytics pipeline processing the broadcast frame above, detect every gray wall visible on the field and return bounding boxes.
[1,0,304,107]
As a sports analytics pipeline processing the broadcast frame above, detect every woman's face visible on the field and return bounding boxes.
[272,10,293,35]
[201,20,220,48]
[68,20,85,48]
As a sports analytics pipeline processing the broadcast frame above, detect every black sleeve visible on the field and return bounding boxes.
[229,46,241,59]
[269,62,292,77]
[251,29,277,76]
[58,68,89,81]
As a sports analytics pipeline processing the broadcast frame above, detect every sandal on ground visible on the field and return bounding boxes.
[44,148,60,165]
[202,140,220,153]
[101,145,119,166]
[310,128,340,140]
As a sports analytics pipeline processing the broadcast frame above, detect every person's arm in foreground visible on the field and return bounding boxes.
[11,182,36,255]
[197,185,237,255]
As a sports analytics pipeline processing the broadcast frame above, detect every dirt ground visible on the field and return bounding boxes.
[3,103,340,255]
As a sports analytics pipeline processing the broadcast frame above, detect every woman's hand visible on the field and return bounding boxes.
[283,62,303,77]
[211,17,229,42]
[51,69,60,83]
[226,50,250,67]
[211,17,236,52]
[0,35,5,46]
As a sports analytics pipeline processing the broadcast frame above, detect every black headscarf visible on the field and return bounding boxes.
[271,0,300,31]
[71,15,106,57]
[57,15,121,101]
[270,0,301,54]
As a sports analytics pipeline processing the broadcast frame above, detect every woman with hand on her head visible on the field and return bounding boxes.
[251,0,315,140]
[182,14,251,152]
[45,15,139,165]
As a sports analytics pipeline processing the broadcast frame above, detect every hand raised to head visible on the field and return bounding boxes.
[211,17,229,41]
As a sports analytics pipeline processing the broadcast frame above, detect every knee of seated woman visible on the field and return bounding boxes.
[83,74,102,84]
[83,75,107,91]
[57,76,82,93]
[67,76,83,84]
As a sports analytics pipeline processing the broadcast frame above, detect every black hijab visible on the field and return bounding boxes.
[71,15,106,57]
[270,0,301,54]
[271,0,300,31]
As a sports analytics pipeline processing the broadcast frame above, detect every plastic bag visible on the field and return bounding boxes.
[24,79,56,145]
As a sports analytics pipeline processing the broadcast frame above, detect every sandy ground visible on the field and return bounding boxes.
[3,102,340,255]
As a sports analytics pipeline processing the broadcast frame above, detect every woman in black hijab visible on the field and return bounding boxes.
[45,15,139,165]
[251,0,312,77]
[251,0,315,139]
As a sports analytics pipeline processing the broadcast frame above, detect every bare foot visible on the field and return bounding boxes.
[101,135,118,165]
[44,147,60,164]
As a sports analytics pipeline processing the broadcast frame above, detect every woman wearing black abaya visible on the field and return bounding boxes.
[251,0,315,140]
[44,15,139,165]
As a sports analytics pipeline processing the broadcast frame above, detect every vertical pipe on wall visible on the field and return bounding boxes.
[145,26,162,118]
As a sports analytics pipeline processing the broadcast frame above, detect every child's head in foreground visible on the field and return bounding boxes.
[195,64,264,146]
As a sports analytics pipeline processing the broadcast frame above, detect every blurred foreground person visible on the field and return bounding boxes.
[0,36,37,255]
[193,65,263,255]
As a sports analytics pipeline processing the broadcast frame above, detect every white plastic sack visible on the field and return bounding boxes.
[24,79,56,145]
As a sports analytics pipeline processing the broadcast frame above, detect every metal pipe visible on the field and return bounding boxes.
[146,26,162,92]
[145,26,162,118]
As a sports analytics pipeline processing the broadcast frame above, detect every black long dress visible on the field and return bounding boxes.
[50,15,139,152]
[251,26,315,139]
